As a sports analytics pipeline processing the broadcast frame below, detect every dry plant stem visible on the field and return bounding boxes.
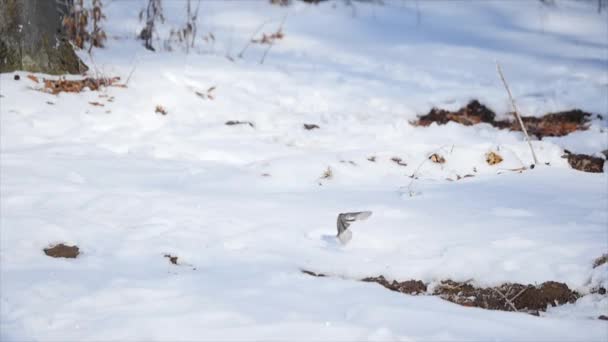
[260,14,287,64]
[496,62,539,166]
[238,20,271,58]
[491,287,519,312]
[403,145,449,196]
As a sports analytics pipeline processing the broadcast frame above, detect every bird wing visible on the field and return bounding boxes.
[336,211,373,236]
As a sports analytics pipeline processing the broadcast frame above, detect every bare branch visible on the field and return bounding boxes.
[496,62,539,166]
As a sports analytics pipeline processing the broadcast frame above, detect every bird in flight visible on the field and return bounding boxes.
[336,211,372,245]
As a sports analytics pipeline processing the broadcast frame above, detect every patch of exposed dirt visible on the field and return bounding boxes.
[362,275,427,295]
[412,100,592,138]
[301,270,579,315]
[562,151,605,173]
[518,110,591,138]
[43,243,80,258]
[414,100,497,127]
[434,280,578,315]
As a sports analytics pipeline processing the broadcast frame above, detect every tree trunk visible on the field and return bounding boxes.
[0,0,87,74]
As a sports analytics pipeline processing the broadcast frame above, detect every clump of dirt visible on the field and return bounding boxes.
[164,254,179,265]
[414,100,497,127]
[303,123,320,130]
[562,151,605,173]
[434,280,578,314]
[226,120,255,128]
[593,254,608,268]
[362,275,427,295]
[43,243,80,259]
[412,100,592,138]
[517,110,591,138]
[301,270,579,315]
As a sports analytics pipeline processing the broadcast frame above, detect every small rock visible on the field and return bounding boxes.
[43,243,79,258]
[303,123,320,130]
[14,74,20,81]
[164,254,178,265]
[598,315,608,321]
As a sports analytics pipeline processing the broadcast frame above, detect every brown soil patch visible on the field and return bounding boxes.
[301,270,579,315]
[562,151,605,173]
[362,275,427,295]
[434,280,578,315]
[414,100,497,127]
[518,110,591,138]
[412,100,592,138]
[43,243,80,258]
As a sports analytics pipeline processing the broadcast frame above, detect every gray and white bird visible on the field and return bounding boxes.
[336,211,372,245]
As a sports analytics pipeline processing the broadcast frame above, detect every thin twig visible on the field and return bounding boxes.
[238,19,272,58]
[510,286,530,302]
[401,145,449,197]
[496,62,538,166]
[260,14,287,65]
[492,287,519,312]
[125,62,137,86]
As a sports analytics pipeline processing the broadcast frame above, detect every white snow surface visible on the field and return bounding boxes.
[1,0,608,340]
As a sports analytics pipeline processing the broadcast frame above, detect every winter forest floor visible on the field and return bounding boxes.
[1,0,607,341]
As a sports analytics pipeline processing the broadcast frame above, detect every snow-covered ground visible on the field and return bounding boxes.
[1,0,607,340]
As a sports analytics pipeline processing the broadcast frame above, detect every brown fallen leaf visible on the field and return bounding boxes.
[155,105,168,115]
[486,151,503,165]
[27,74,39,83]
[89,101,104,107]
[430,153,446,164]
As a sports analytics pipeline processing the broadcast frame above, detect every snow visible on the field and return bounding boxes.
[1,0,607,340]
